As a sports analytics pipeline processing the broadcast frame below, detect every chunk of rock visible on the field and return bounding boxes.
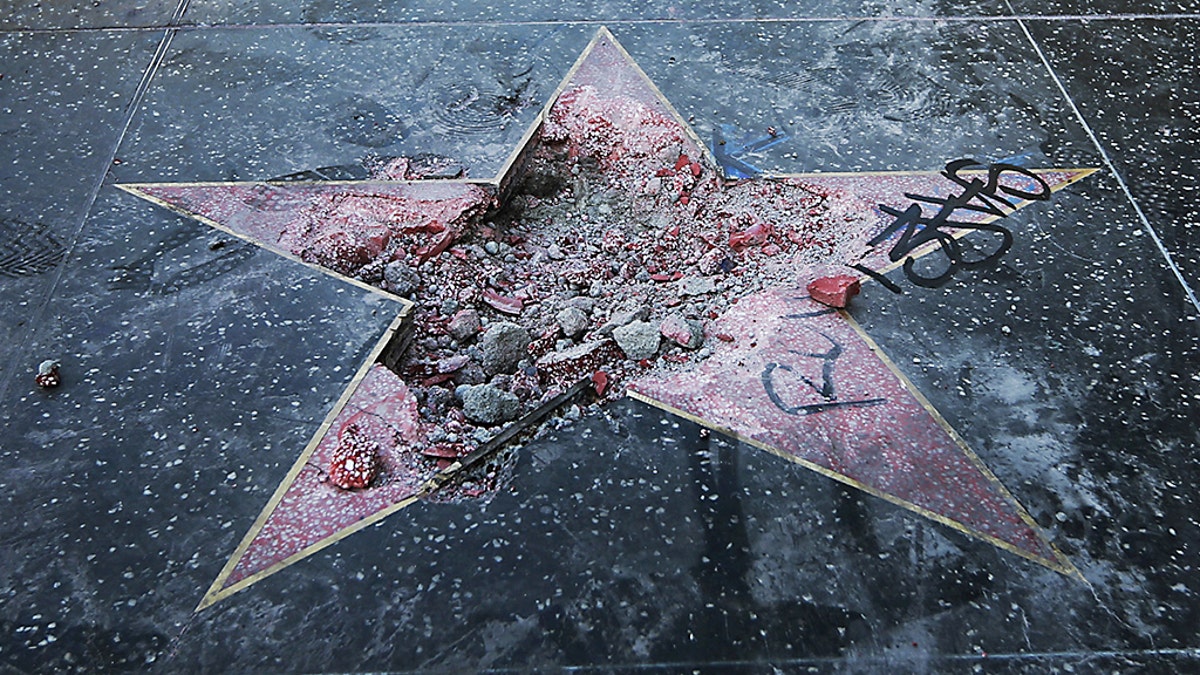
[536,340,624,387]
[478,321,531,374]
[807,275,861,309]
[448,309,482,342]
[598,306,650,336]
[660,315,704,349]
[556,306,589,338]
[697,248,731,275]
[461,384,521,425]
[383,260,420,296]
[613,320,661,360]
[35,359,61,389]
[678,276,716,297]
[565,295,597,313]
[328,424,381,490]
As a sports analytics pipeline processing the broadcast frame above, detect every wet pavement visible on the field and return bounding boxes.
[1,3,1198,674]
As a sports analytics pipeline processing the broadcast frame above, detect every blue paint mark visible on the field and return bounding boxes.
[712,124,788,179]
[980,150,1038,167]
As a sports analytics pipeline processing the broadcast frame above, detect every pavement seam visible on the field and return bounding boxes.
[0,26,178,402]
[4,14,1200,34]
[1008,9,1200,315]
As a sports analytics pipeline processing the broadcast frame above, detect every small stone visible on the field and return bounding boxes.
[807,275,861,309]
[424,386,453,416]
[613,320,661,360]
[437,354,470,374]
[547,244,566,260]
[35,360,60,389]
[448,309,482,342]
[478,321,531,374]
[383,260,420,296]
[452,359,486,385]
[556,306,589,338]
[565,296,596,313]
[461,384,521,425]
[484,241,500,255]
[678,277,716,296]
[660,315,704,349]
[598,307,650,336]
[656,143,682,166]
[697,248,730,275]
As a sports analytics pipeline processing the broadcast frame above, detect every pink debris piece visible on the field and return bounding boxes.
[421,443,468,459]
[417,228,456,264]
[437,354,471,374]
[537,340,624,389]
[328,424,381,490]
[806,275,862,309]
[728,222,772,252]
[481,289,524,315]
[660,316,702,349]
[592,370,609,396]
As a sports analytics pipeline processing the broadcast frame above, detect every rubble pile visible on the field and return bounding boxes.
[282,83,880,495]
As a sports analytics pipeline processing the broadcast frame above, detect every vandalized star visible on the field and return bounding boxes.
[119,28,1094,609]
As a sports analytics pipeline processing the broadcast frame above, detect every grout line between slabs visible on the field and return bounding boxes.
[343,645,1200,673]
[1009,8,1200,315]
[1,13,1199,34]
[0,22,180,402]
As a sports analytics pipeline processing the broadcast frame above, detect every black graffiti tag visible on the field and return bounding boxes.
[761,307,887,415]
[863,159,1052,289]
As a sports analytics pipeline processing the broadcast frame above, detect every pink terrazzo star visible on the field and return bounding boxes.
[120,28,1092,609]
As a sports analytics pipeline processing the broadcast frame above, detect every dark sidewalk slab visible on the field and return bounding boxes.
[0,30,162,392]
[615,19,1100,174]
[0,1,180,31]
[1023,17,1200,303]
[150,402,1187,672]
[112,25,597,183]
[0,185,404,672]
[181,0,1008,27]
[1007,0,1200,14]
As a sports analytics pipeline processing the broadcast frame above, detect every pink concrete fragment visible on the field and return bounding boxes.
[482,289,524,315]
[807,275,861,309]
[660,315,702,349]
[729,222,773,252]
[536,340,623,389]
[592,370,609,396]
[416,228,456,264]
[328,424,381,490]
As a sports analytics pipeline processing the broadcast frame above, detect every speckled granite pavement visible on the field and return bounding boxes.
[1,2,1198,673]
